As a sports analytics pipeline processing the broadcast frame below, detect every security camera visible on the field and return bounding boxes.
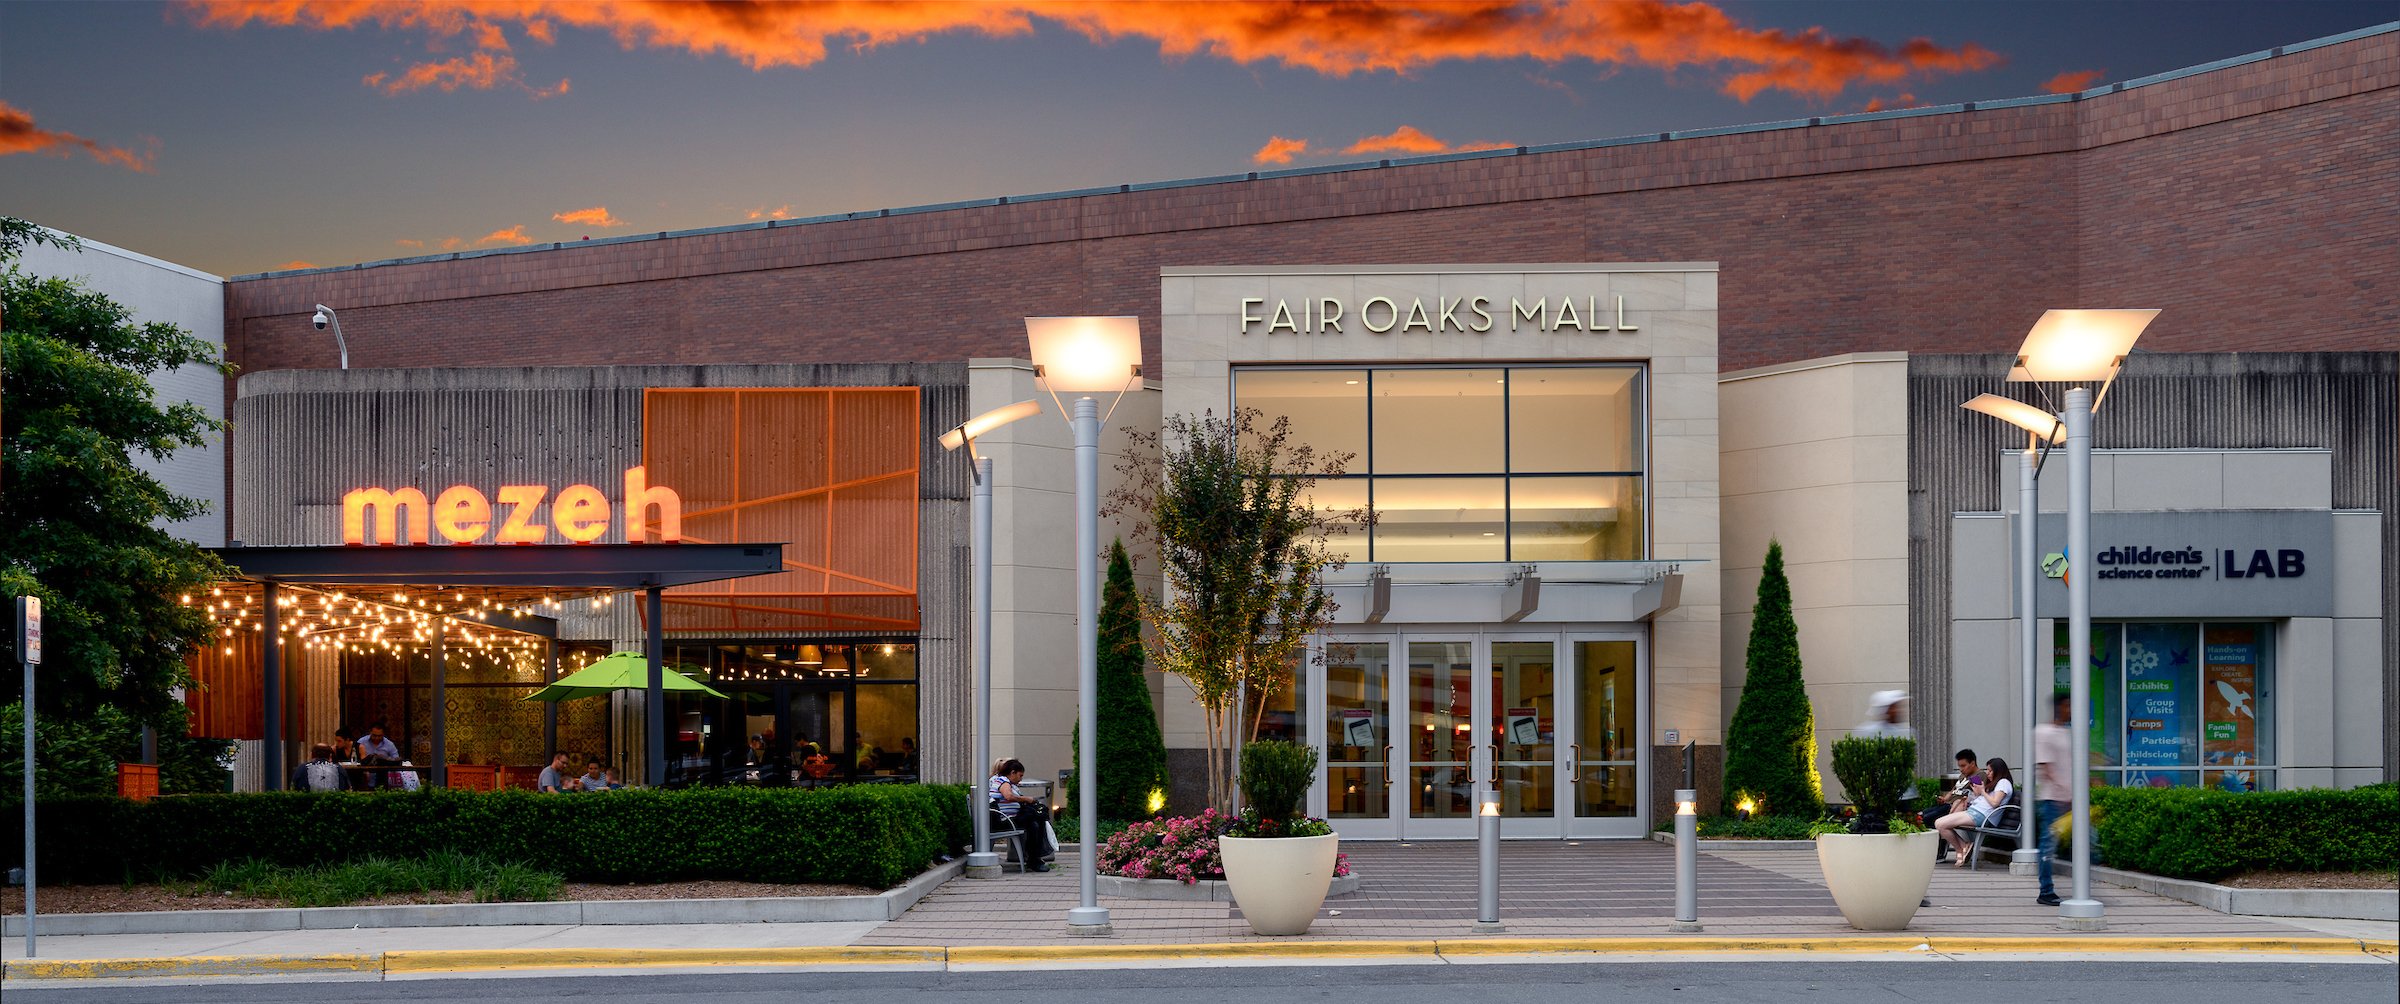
[312,309,330,331]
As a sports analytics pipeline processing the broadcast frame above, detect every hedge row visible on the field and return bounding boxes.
[6,784,972,889]
[2090,783,2398,882]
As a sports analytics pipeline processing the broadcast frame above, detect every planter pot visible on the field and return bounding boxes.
[1217,833,1339,936]
[1815,830,1938,931]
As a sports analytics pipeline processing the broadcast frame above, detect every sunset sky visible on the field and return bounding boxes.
[4,1,2391,276]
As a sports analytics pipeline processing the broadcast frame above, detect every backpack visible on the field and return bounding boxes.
[301,759,342,792]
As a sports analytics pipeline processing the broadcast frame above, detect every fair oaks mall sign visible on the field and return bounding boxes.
[1238,293,1642,335]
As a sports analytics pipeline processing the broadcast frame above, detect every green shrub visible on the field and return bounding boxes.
[1691,815,1820,840]
[1831,736,1918,828]
[1070,540,1171,821]
[2090,784,2400,882]
[1237,740,1318,822]
[6,783,970,889]
[1720,540,1824,818]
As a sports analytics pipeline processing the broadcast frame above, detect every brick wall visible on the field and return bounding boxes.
[225,32,2397,379]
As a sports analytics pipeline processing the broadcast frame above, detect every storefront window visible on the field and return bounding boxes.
[1236,365,1647,563]
[2053,622,2274,791]
[663,639,920,784]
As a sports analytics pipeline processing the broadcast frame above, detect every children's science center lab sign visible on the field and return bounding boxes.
[342,467,683,546]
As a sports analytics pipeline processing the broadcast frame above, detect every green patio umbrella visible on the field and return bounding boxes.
[522,651,731,702]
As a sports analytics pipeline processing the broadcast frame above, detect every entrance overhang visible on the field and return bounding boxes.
[1322,562,1687,625]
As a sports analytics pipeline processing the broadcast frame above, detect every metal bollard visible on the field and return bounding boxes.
[1472,792,1503,933]
[1670,788,1702,932]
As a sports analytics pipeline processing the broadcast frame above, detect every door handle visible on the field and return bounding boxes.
[1381,744,1393,787]
[1572,744,1582,767]
[1488,743,1501,787]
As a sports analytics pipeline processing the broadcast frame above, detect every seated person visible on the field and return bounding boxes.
[576,759,619,791]
[1925,748,1981,860]
[988,757,1054,871]
[800,743,837,780]
[538,751,583,793]
[291,743,353,792]
[356,720,402,789]
[1935,757,2015,867]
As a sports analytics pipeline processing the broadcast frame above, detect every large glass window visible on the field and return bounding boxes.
[1235,365,1648,562]
[2053,622,2275,791]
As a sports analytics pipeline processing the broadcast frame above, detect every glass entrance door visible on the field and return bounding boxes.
[1565,637,1646,837]
[1313,631,1646,838]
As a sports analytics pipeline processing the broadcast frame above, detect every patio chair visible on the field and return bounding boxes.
[986,804,1032,873]
[1961,797,2024,870]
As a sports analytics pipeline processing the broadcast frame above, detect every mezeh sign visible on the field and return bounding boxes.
[2030,511,2336,619]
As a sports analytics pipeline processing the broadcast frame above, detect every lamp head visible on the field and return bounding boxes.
[1675,788,1698,816]
[2007,309,2158,384]
[939,399,1043,452]
[1959,394,2064,443]
[1024,316,1142,393]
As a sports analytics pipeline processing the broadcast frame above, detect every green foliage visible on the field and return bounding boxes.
[1236,739,1318,823]
[1070,540,1170,821]
[1683,815,1821,840]
[1830,736,1918,819]
[1721,540,1823,817]
[7,784,971,889]
[0,702,230,796]
[186,851,563,908]
[2,217,231,728]
[1107,409,1360,811]
[2090,785,2400,882]
[1051,813,1131,847]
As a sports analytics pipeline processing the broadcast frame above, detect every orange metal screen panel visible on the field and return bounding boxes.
[643,388,920,633]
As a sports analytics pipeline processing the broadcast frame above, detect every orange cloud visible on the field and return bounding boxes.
[552,206,625,227]
[180,1,2004,102]
[1342,125,1511,157]
[396,238,427,249]
[745,205,793,221]
[364,50,520,94]
[2042,69,2105,94]
[1860,93,1914,113]
[1252,135,1310,165]
[276,260,317,270]
[438,236,468,251]
[477,225,533,246]
[0,100,156,172]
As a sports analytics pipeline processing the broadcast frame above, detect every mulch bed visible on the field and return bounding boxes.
[2217,870,2398,890]
[1,879,880,915]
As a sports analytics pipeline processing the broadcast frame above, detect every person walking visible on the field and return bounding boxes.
[2033,692,2072,907]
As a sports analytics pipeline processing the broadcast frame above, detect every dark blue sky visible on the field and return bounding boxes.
[3,1,2390,275]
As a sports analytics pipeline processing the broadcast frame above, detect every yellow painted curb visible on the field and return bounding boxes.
[948,940,1436,964]
[3,953,381,981]
[381,946,945,974]
[1931,937,2389,955]
[1437,937,1928,956]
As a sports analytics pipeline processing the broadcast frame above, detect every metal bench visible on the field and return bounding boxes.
[1960,799,2023,870]
[987,804,1032,872]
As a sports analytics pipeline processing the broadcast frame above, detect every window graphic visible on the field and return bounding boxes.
[2054,621,2275,791]
[642,388,920,633]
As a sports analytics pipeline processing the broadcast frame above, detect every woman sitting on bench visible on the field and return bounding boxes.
[1935,757,2013,868]
[989,757,1055,872]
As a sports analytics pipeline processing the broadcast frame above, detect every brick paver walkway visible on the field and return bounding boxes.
[862,840,2313,945]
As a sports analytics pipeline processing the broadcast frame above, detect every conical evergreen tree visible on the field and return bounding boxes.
[1721,539,1824,817]
[1070,540,1169,819]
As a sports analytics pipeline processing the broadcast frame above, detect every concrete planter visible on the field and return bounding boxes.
[1218,833,1339,936]
[1815,831,1937,931]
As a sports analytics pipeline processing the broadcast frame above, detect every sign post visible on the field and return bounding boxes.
[16,594,39,957]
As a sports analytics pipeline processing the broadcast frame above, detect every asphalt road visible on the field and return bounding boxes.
[10,962,2394,1003]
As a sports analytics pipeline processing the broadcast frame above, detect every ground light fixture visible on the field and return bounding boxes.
[938,399,1043,879]
[1671,788,1701,932]
[2005,307,2158,931]
[311,304,350,370]
[1474,792,1503,933]
[1024,315,1142,936]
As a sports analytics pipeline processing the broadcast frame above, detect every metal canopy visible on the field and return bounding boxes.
[214,543,784,589]
[214,542,785,790]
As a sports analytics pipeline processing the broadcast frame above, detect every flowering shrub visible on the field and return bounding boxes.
[1096,808,1352,885]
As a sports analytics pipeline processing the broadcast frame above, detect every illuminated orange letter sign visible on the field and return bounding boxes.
[340,469,681,546]
[342,487,430,545]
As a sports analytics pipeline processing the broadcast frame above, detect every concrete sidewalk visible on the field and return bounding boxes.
[5,842,2393,982]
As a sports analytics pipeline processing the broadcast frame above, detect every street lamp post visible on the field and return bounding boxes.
[1960,395,2063,874]
[1997,308,2157,932]
[940,400,1042,879]
[1024,316,1143,937]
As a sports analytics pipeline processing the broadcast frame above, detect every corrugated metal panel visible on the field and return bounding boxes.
[1910,352,2399,779]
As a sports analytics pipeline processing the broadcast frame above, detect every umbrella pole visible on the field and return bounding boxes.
[432,617,447,788]
[646,586,665,788]
[542,639,558,761]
